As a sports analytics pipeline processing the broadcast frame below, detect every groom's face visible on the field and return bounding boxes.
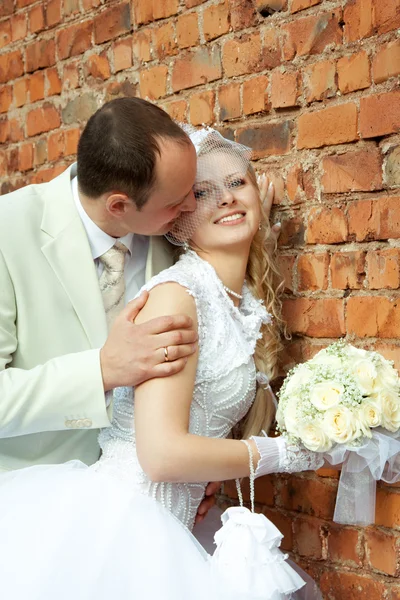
[121,138,197,236]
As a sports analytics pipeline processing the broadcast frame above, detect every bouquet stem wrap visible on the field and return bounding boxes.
[325,428,400,525]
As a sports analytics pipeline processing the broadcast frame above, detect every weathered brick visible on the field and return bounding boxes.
[26,39,56,73]
[286,164,315,203]
[321,148,383,193]
[189,91,215,126]
[307,206,348,244]
[347,296,400,338]
[230,0,257,30]
[283,9,342,59]
[18,142,33,172]
[61,93,98,125]
[242,75,268,116]
[337,50,371,94]
[218,83,241,121]
[0,20,11,49]
[46,67,62,97]
[0,50,24,84]
[132,29,152,63]
[271,71,299,108]
[163,99,187,122]
[297,253,329,291]
[360,90,400,139]
[46,0,61,27]
[280,476,336,519]
[343,0,374,43]
[203,1,230,41]
[133,0,152,25]
[176,12,199,49]
[367,249,400,290]
[365,529,400,576]
[56,21,93,60]
[13,78,28,108]
[0,0,13,17]
[63,0,79,16]
[303,59,336,103]
[261,27,282,70]
[29,71,45,103]
[172,47,221,92]
[297,103,358,149]
[223,33,265,77]
[372,40,400,84]
[113,39,132,73]
[95,0,131,41]
[85,53,111,81]
[153,0,179,20]
[28,4,45,33]
[330,251,366,289]
[237,122,292,159]
[153,22,177,60]
[328,526,362,566]
[348,196,400,241]
[65,128,80,157]
[63,62,80,91]
[374,0,400,35]
[276,254,295,292]
[376,487,400,529]
[291,0,321,12]
[0,85,12,113]
[47,130,64,162]
[27,103,61,137]
[320,571,387,600]
[293,517,323,558]
[278,214,305,246]
[105,79,137,102]
[139,65,168,100]
[282,298,345,337]
[386,146,400,187]
[263,507,293,551]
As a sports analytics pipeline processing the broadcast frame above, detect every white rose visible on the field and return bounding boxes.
[358,401,381,436]
[284,365,312,396]
[310,349,343,370]
[374,360,400,393]
[350,359,377,395]
[282,395,301,435]
[346,345,369,360]
[379,388,400,433]
[298,422,332,452]
[310,381,344,411]
[323,406,360,444]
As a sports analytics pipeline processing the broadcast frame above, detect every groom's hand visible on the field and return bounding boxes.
[100,291,198,391]
[195,481,221,524]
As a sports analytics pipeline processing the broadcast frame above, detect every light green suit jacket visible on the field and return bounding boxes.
[0,164,174,471]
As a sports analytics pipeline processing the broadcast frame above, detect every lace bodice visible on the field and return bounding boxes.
[96,251,271,530]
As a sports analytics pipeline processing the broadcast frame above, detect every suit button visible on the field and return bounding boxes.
[82,419,92,428]
[76,420,84,428]
[70,419,78,428]
[65,420,72,428]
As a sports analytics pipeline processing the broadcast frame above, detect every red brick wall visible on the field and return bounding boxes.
[1,0,400,596]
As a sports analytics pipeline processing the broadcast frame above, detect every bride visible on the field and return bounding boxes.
[0,127,323,599]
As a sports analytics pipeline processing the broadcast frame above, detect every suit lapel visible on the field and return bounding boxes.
[40,165,108,348]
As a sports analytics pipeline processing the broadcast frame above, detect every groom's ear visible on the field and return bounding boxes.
[106,193,135,217]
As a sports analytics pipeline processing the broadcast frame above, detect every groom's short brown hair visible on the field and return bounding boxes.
[77,97,190,209]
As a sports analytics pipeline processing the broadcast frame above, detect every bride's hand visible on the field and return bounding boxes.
[194,481,221,524]
[257,173,281,244]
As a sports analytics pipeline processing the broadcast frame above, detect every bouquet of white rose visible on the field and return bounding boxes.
[276,340,400,525]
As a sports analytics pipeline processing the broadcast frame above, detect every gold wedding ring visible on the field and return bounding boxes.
[164,346,169,362]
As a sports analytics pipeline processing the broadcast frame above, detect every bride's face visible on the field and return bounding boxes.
[188,152,261,252]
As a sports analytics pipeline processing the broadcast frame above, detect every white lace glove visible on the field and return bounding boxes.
[250,434,324,478]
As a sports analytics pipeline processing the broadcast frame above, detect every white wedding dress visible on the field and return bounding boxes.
[0,252,319,600]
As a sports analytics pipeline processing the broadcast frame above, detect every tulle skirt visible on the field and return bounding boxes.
[0,461,321,600]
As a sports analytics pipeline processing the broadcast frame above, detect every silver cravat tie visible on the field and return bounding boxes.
[98,241,129,328]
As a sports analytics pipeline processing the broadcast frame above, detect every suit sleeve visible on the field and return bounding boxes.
[0,250,111,439]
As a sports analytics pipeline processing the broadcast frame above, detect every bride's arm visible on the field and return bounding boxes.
[134,282,272,483]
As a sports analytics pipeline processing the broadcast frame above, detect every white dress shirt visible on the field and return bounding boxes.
[72,177,149,304]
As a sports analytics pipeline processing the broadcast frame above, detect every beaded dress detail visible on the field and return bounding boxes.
[97,251,271,530]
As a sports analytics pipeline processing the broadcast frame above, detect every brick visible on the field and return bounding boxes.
[303,59,336,103]
[13,79,28,108]
[29,71,45,103]
[61,93,98,125]
[291,0,321,12]
[63,62,80,90]
[18,142,34,172]
[26,104,61,137]
[271,71,299,108]
[164,99,187,122]
[172,47,221,92]
[230,0,257,30]
[321,148,383,193]
[278,214,305,246]
[0,20,11,49]
[360,90,400,139]
[153,0,179,20]
[94,3,130,44]
[263,507,293,551]
[283,9,342,60]
[26,39,56,73]
[218,83,240,121]
[33,138,47,166]
[277,254,295,292]
[297,103,358,149]
[293,517,323,558]
[56,21,93,60]
[374,0,400,35]
[286,164,315,203]
[0,85,12,113]
[0,0,13,16]
[65,128,80,156]
[348,196,400,241]
[46,0,62,27]
[282,298,345,337]
[330,251,366,290]
[347,296,400,338]
[153,22,177,60]
[47,131,64,162]
[372,40,400,84]
[0,50,24,84]
[105,79,137,102]
[203,1,230,41]
[133,0,153,25]
[222,33,265,78]
[242,75,268,116]
[85,53,111,81]
[337,51,371,94]
[262,27,282,70]
[16,0,36,7]
[7,148,18,173]
[176,12,199,48]
[29,4,45,33]
[386,146,400,187]
[112,39,132,73]
[63,0,80,16]
[9,118,23,142]
[328,526,362,566]
[343,0,374,42]
[0,118,10,144]
[46,67,62,97]
[297,253,329,291]
[367,249,400,290]
[365,529,399,576]
[320,571,387,600]
[11,13,27,41]
[185,0,205,6]
[189,91,215,126]
[280,476,336,519]
[307,206,348,244]
[376,487,400,529]
[132,29,152,63]
[237,121,292,159]
[139,65,168,100]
